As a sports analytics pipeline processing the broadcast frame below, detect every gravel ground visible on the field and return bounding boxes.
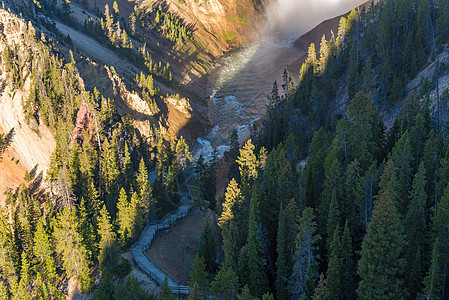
[147,208,217,282]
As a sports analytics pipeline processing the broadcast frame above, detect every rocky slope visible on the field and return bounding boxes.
[0,10,56,203]
[0,0,271,202]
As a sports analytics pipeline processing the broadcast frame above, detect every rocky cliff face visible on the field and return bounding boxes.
[160,0,271,54]
[0,0,273,203]
[0,10,56,203]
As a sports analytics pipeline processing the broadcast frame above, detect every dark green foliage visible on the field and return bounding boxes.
[94,271,154,300]
[326,226,342,300]
[425,181,449,299]
[341,220,355,299]
[357,189,407,299]
[242,195,268,297]
[211,266,239,300]
[275,199,299,300]
[405,163,428,276]
[159,277,176,300]
[303,128,332,209]
[321,158,342,254]
[198,222,216,273]
[389,130,413,214]
[291,207,319,299]
[422,238,444,300]
[189,254,209,297]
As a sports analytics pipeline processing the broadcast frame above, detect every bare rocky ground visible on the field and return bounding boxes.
[0,79,55,203]
[147,207,218,282]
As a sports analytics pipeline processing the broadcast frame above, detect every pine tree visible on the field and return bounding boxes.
[262,292,275,300]
[211,266,239,300]
[188,283,203,300]
[312,273,327,300]
[98,205,118,269]
[405,162,427,282]
[389,130,413,214]
[409,247,423,300]
[270,81,280,109]
[102,138,120,215]
[343,159,362,237]
[291,207,319,299]
[359,162,379,232]
[238,285,254,300]
[229,130,240,178]
[104,4,113,39]
[341,220,355,299]
[347,91,380,169]
[52,207,92,292]
[306,43,318,74]
[378,159,400,209]
[112,1,119,18]
[129,12,136,36]
[198,221,216,273]
[303,127,332,209]
[422,238,443,299]
[236,139,258,194]
[20,251,31,289]
[123,142,133,192]
[33,217,57,282]
[427,181,449,299]
[137,157,153,221]
[326,226,342,300]
[421,131,437,203]
[131,191,143,236]
[319,34,330,73]
[275,199,299,299]
[361,56,373,92]
[244,196,268,297]
[189,254,209,297]
[282,67,290,96]
[319,156,342,258]
[357,189,407,299]
[175,138,191,171]
[68,141,82,197]
[159,277,176,300]
[78,197,96,259]
[276,205,289,300]
[326,185,341,253]
[117,188,129,245]
[336,17,347,49]
[0,208,17,284]
[117,188,138,246]
[219,179,243,267]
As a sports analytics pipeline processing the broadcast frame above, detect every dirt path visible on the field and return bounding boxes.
[147,208,216,282]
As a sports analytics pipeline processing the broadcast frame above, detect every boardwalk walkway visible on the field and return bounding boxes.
[131,192,193,295]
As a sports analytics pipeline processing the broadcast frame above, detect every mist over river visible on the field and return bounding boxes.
[193,0,367,160]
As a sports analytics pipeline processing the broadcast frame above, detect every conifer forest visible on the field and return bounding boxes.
[1,0,449,299]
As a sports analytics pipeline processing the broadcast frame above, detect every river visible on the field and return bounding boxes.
[193,0,367,161]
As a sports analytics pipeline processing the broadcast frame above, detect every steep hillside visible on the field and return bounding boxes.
[0,10,56,203]
[234,0,449,298]
[0,0,274,203]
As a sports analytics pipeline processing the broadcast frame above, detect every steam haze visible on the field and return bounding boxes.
[267,0,367,37]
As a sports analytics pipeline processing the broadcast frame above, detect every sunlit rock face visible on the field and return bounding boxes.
[158,0,273,53]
